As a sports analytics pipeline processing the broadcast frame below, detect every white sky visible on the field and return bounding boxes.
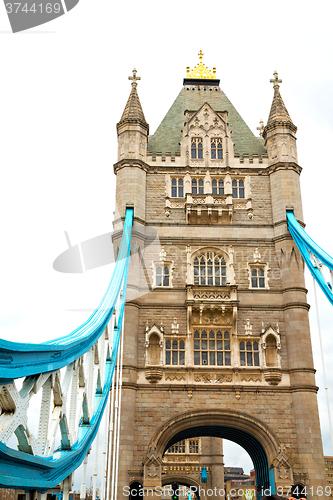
[0,0,333,489]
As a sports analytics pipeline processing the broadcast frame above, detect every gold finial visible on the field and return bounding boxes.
[186,51,216,80]
[129,68,141,88]
[270,71,282,90]
[256,119,265,137]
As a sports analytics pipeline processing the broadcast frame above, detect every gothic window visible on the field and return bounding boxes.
[189,440,199,453]
[239,341,259,366]
[166,439,201,454]
[171,178,184,197]
[167,440,186,454]
[211,139,223,159]
[251,267,266,288]
[165,339,185,365]
[191,138,203,159]
[156,266,170,287]
[212,179,224,195]
[191,178,204,194]
[194,329,231,366]
[193,252,227,286]
[232,179,245,198]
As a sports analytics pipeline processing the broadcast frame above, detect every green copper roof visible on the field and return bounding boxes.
[147,87,266,158]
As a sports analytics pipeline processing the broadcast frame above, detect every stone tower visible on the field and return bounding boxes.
[110,57,327,499]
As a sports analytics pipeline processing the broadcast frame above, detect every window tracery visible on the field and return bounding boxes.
[165,339,185,366]
[239,341,260,366]
[192,178,204,194]
[193,329,231,366]
[155,266,170,287]
[193,252,227,286]
[171,178,184,197]
[212,179,224,195]
[191,138,203,159]
[211,138,223,159]
[232,179,245,198]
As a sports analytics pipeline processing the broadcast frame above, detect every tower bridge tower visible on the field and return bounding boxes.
[109,56,327,499]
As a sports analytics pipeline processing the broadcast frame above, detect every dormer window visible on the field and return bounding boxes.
[232,179,245,198]
[211,139,223,159]
[171,178,184,197]
[191,139,203,159]
[212,179,224,195]
[192,178,204,194]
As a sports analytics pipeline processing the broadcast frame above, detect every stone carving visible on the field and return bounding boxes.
[240,374,262,383]
[194,373,233,384]
[193,290,230,300]
[165,373,186,382]
[272,449,293,482]
[213,198,227,204]
[192,197,206,204]
[215,374,233,383]
[171,318,179,335]
[245,319,252,335]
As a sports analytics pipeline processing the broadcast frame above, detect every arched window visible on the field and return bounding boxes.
[232,179,245,198]
[251,267,265,288]
[212,179,224,195]
[198,178,204,194]
[239,341,259,366]
[211,139,223,159]
[193,251,227,286]
[191,138,203,159]
[194,329,231,366]
[171,178,183,197]
[165,339,185,365]
[156,266,169,287]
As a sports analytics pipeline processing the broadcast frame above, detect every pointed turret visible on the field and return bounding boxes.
[117,70,149,132]
[116,69,149,161]
[266,72,294,127]
[114,69,149,227]
[263,71,298,166]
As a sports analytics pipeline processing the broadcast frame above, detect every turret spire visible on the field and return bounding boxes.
[117,68,149,133]
[266,71,294,128]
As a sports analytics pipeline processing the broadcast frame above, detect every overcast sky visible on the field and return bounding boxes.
[0,0,332,488]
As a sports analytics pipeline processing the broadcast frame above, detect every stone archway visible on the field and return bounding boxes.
[144,409,285,496]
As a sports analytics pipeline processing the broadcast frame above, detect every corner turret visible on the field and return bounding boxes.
[263,71,298,165]
[116,69,149,162]
[114,70,149,226]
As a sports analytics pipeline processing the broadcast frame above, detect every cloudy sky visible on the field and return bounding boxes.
[0,0,332,487]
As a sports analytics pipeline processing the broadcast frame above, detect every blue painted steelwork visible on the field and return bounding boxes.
[287,211,333,306]
[200,466,207,483]
[0,208,133,490]
[0,209,134,384]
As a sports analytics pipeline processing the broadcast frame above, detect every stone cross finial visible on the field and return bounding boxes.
[129,68,141,88]
[257,119,265,137]
[270,71,282,90]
